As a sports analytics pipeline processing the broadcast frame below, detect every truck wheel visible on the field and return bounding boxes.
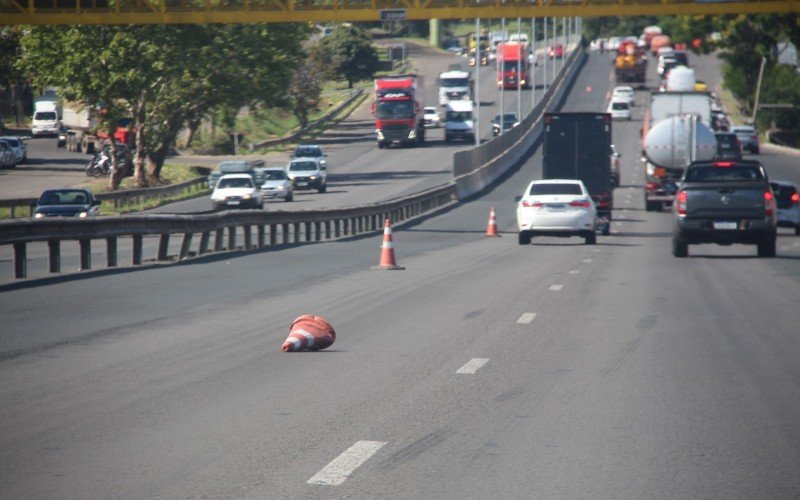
[645,197,654,212]
[518,231,531,245]
[377,142,385,149]
[757,238,776,258]
[444,134,451,143]
[585,233,597,245]
[601,224,610,236]
[672,236,689,258]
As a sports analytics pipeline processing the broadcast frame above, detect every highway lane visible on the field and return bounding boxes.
[2,51,800,498]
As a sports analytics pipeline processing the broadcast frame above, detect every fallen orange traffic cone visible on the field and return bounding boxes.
[282,315,336,352]
[486,207,501,237]
[372,219,405,270]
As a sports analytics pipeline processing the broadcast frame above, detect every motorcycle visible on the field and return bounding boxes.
[85,149,111,177]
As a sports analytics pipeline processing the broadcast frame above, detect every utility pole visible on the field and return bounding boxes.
[475,17,481,146]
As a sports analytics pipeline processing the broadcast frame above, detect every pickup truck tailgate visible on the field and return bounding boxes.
[684,183,767,219]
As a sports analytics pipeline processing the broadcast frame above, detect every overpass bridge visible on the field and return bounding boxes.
[1,0,798,25]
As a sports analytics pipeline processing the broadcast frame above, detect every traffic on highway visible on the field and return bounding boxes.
[1,20,800,499]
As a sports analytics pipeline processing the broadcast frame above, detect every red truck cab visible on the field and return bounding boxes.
[372,75,425,149]
[497,42,530,90]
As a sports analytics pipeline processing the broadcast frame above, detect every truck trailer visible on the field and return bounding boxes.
[543,112,614,234]
[60,103,133,154]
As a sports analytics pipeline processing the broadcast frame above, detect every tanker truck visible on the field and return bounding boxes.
[642,114,717,211]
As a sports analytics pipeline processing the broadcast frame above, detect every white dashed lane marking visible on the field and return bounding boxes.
[308,441,387,486]
[456,358,490,374]
[517,312,538,324]
[549,284,563,291]
[569,269,580,274]
[582,259,592,263]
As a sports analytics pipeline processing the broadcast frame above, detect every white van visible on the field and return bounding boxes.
[444,100,475,142]
[31,100,60,137]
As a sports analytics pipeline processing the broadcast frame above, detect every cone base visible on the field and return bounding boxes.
[485,233,502,237]
[371,264,406,270]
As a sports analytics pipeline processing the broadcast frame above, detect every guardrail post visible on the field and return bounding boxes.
[325,221,331,240]
[305,222,312,242]
[334,220,341,238]
[158,234,170,261]
[227,226,236,250]
[79,239,91,270]
[14,242,27,279]
[293,223,301,243]
[199,232,210,254]
[214,229,225,251]
[179,232,192,260]
[282,223,290,244]
[48,240,61,273]
[133,235,143,265]
[315,222,322,241]
[270,224,277,246]
[10,206,16,218]
[357,217,363,234]
[257,225,265,248]
[106,237,117,268]
[244,225,252,249]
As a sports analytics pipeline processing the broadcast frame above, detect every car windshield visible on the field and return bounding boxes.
[494,113,518,124]
[446,111,472,122]
[685,165,765,182]
[217,177,254,189]
[770,183,797,208]
[263,170,287,180]
[295,147,322,157]
[612,102,629,110]
[440,78,469,87]
[290,161,318,172]
[34,111,57,120]
[219,162,249,173]
[39,190,90,205]
[1,138,20,147]
[424,108,437,114]
[529,183,582,195]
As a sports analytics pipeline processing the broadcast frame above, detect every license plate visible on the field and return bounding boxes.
[227,200,240,205]
[713,221,737,230]
[296,182,308,187]
[548,204,566,212]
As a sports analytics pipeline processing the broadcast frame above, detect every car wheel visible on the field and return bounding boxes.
[795,225,800,236]
[318,184,326,194]
[752,147,759,154]
[285,193,293,202]
[444,134,450,142]
[585,233,597,245]
[672,235,689,258]
[601,224,610,236]
[757,237,776,257]
[518,231,531,245]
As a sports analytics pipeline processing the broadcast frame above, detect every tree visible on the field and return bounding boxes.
[0,27,30,129]
[318,24,379,88]
[286,54,323,129]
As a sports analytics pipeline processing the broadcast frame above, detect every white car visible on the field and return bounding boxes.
[211,174,263,210]
[423,106,441,128]
[0,136,26,164]
[260,167,294,202]
[287,157,327,193]
[517,179,597,245]
[611,86,635,106]
[607,99,632,120]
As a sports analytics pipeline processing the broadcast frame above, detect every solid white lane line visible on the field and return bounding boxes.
[582,259,592,263]
[614,221,623,226]
[517,312,538,324]
[456,358,490,374]
[549,284,563,291]
[308,441,387,486]
[569,269,580,274]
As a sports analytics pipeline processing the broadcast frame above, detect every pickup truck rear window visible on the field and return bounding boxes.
[684,165,765,183]
[530,183,582,195]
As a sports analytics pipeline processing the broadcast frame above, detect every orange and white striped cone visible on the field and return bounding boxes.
[282,315,336,352]
[486,207,501,237]
[372,219,405,270]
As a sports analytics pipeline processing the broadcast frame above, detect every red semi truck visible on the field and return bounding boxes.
[372,74,425,149]
[497,42,530,90]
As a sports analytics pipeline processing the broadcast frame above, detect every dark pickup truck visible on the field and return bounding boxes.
[672,160,777,257]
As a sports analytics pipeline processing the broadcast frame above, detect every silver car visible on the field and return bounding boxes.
[0,136,26,164]
[0,140,17,169]
[770,181,800,236]
[260,167,294,202]
[287,157,327,193]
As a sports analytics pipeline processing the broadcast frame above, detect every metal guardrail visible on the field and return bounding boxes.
[0,176,209,218]
[1,183,456,279]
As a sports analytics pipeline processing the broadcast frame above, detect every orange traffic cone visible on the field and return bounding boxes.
[486,207,501,237]
[282,315,336,352]
[372,219,405,270]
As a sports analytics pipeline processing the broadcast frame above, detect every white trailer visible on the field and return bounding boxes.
[437,70,473,106]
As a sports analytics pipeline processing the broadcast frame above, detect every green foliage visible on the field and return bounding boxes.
[317,24,379,88]
[287,55,323,128]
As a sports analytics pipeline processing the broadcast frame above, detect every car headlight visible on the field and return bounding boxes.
[376,130,384,140]
[34,212,44,219]
[79,212,89,218]
[309,176,316,180]
[242,194,252,200]
[408,129,417,139]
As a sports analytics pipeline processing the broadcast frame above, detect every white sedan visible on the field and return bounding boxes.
[516,179,597,245]
[423,107,441,128]
[611,85,635,106]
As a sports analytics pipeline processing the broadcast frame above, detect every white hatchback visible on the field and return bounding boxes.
[611,86,635,106]
[607,99,631,120]
[517,179,597,245]
[423,107,441,128]
[211,174,263,210]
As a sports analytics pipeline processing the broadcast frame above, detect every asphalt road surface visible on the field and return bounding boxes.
[1,50,799,499]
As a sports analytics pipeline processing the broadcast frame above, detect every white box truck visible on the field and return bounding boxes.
[443,100,475,143]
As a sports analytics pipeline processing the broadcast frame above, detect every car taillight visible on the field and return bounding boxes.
[676,191,687,217]
[791,192,800,205]
[522,200,543,208]
[713,161,733,167]
[764,190,775,217]
[569,200,592,208]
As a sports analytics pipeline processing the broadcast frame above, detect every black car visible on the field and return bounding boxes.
[33,189,101,218]
[492,113,519,136]
[714,132,742,161]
